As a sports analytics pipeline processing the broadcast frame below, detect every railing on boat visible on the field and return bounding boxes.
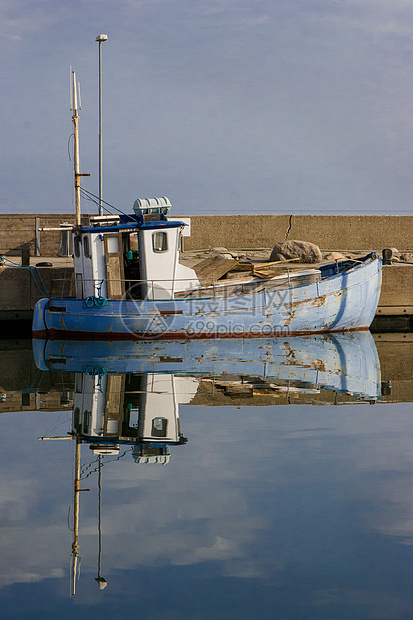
[50,269,322,301]
[48,257,373,301]
[50,277,260,299]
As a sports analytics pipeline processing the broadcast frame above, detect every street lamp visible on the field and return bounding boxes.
[96,34,108,216]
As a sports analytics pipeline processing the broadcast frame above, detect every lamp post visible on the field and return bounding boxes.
[95,454,107,590]
[96,34,108,216]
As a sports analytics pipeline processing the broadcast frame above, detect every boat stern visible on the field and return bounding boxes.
[32,298,49,338]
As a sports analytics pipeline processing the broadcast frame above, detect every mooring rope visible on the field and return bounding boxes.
[0,256,50,296]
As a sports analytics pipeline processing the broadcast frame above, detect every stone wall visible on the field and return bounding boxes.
[0,212,411,255]
[0,266,70,317]
[179,214,413,252]
[0,214,87,257]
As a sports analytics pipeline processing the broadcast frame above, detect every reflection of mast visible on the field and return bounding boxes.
[38,434,83,596]
[70,436,81,596]
[95,454,107,590]
[70,435,90,597]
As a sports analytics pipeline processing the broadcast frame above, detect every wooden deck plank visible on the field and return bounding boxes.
[193,256,240,283]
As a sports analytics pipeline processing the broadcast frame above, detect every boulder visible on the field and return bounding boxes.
[269,240,322,264]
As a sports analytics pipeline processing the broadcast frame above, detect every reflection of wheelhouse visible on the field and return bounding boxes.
[72,372,197,463]
[70,197,199,301]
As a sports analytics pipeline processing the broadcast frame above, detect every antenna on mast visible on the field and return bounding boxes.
[77,81,82,111]
[96,34,108,216]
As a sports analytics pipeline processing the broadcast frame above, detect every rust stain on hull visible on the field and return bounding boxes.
[310,295,327,307]
[283,340,328,371]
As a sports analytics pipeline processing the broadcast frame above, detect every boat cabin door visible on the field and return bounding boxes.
[104,233,125,299]
[103,374,125,437]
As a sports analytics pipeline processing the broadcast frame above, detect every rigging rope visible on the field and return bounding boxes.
[79,187,130,218]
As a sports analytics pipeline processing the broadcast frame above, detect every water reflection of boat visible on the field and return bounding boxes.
[34,330,381,401]
[34,330,380,596]
[67,372,194,594]
[46,370,196,595]
[71,372,195,461]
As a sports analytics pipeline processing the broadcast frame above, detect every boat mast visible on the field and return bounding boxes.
[71,71,90,227]
[71,71,82,227]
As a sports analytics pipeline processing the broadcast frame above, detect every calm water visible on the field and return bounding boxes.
[0,333,412,619]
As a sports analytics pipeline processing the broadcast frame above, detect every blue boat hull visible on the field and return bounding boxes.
[33,254,382,340]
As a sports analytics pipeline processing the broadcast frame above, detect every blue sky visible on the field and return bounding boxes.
[1,0,413,216]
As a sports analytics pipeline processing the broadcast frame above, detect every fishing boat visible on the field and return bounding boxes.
[32,73,382,341]
[32,213,382,340]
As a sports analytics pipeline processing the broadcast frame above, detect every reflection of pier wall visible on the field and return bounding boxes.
[0,390,69,414]
[0,340,74,413]
[0,341,36,392]
[0,337,411,414]
[374,334,413,403]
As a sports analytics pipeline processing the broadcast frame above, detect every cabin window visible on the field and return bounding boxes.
[75,375,83,393]
[83,411,90,434]
[128,408,140,429]
[129,233,139,252]
[83,235,91,258]
[73,407,81,430]
[106,235,120,253]
[152,417,168,437]
[75,273,83,299]
[74,236,81,258]
[152,231,168,253]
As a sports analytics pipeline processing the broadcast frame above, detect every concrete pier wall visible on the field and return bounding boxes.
[0,266,70,322]
[181,214,413,252]
[0,214,85,257]
[0,213,412,256]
